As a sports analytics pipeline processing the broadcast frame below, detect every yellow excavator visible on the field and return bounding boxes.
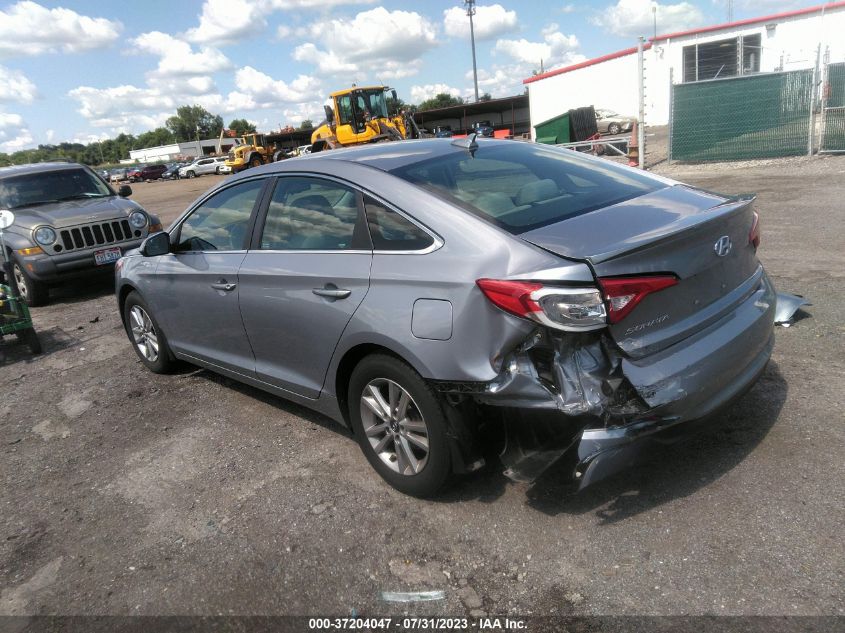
[310,86,423,152]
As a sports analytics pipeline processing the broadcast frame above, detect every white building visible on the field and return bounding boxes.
[127,138,238,163]
[525,1,845,134]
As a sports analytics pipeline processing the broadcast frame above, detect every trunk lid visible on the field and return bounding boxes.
[520,185,761,358]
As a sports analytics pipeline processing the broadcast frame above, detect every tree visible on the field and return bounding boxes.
[417,93,464,112]
[136,127,174,150]
[479,93,492,102]
[228,118,256,136]
[298,120,313,130]
[166,105,224,141]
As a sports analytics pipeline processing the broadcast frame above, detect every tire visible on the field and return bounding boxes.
[12,260,49,307]
[215,166,221,174]
[249,155,262,168]
[15,328,42,354]
[123,291,175,374]
[187,170,196,179]
[608,123,621,135]
[348,354,452,497]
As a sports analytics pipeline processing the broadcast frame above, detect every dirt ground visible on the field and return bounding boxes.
[1,158,843,620]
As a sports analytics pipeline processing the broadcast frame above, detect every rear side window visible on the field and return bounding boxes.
[364,195,433,251]
[390,143,663,234]
[260,177,368,251]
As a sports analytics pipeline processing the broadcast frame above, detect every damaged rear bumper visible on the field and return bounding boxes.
[451,271,777,489]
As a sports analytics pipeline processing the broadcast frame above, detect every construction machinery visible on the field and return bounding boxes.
[310,86,423,152]
[224,133,288,173]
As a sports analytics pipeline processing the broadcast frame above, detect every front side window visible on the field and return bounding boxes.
[260,177,366,251]
[176,179,265,252]
[364,196,433,251]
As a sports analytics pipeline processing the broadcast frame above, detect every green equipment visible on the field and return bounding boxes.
[0,210,41,355]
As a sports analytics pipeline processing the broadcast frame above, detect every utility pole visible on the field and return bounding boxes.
[465,0,479,102]
[727,0,734,22]
[652,3,657,39]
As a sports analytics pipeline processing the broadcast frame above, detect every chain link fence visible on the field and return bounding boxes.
[670,69,814,161]
[820,61,845,153]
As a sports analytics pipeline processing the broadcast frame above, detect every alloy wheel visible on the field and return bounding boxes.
[360,378,429,476]
[13,264,28,300]
[129,305,159,362]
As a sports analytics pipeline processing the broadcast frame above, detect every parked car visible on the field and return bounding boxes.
[471,121,495,137]
[126,166,143,182]
[0,161,161,306]
[98,169,110,182]
[116,139,774,497]
[434,126,453,138]
[109,168,128,183]
[178,156,227,178]
[595,108,636,135]
[161,163,184,180]
[138,163,168,181]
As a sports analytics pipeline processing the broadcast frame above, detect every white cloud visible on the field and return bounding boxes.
[134,31,233,78]
[185,0,376,45]
[0,112,34,152]
[0,1,121,59]
[494,28,580,66]
[293,7,437,79]
[231,66,321,107]
[443,4,518,41]
[592,0,705,37]
[410,83,463,103]
[0,66,37,103]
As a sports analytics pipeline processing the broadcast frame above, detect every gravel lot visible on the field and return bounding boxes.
[1,158,843,620]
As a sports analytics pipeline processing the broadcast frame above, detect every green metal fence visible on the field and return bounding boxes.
[670,70,813,162]
[820,62,845,153]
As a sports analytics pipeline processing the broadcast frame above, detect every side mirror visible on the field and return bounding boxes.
[140,230,170,257]
[391,89,398,102]
[324,104,335,124]
[118,185,132,197]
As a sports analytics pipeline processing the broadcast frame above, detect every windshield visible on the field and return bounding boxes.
[360,90,389,118]
[0,168,113,210]
[390,142,664,234]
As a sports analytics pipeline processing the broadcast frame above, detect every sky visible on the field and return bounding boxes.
[0,0,824,151]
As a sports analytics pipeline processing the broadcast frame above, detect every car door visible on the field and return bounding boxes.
[150,177,269,374]
[237,175,372,399]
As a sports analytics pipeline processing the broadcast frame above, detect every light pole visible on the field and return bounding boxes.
[652,3,657,39]
[465,0,479,102]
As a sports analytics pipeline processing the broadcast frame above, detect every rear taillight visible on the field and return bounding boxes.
[476,279,607,331]
[749,211,761,249]
[597,276,678,324]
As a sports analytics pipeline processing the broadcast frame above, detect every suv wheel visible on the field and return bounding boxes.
[123,291,175,373]
[348,354,452,497]
[12,260,49,307]
[187,170,196,179]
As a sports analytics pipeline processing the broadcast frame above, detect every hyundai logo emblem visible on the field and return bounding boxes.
[714,235,732,257]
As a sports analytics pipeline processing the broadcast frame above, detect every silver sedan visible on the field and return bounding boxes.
[115,138,775,497]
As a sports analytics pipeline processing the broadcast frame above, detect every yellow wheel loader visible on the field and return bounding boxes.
[310,86,423,152]
[225,133,289,173]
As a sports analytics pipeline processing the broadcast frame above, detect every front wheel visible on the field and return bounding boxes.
[123,292,175,373]
[187,170,196,179]
[608,123,621,135]
[348,354,452,497]
[12,260,49,307]
[249,155,262,168]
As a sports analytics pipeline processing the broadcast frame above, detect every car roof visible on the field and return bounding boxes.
[0,161,87,179]
[273,138,506,173]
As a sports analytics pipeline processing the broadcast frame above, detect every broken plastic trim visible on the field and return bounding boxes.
[774,292,810,327]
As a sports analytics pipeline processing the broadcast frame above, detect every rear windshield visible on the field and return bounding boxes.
[390,142,664,233]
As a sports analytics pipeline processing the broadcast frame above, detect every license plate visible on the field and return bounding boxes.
[94,247,121,265]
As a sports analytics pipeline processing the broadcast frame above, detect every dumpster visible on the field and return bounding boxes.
[534,113,570,145]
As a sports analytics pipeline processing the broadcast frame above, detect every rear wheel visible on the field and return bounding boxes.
[187,170,196,179]
[348,354,452,497]
[12,260,48,307]
[123,291,175,374]
[608,122,621,135]
[249,155,262,168]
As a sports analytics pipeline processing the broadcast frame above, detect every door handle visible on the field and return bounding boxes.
[312,287,352,299]
[210,282,237,292]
